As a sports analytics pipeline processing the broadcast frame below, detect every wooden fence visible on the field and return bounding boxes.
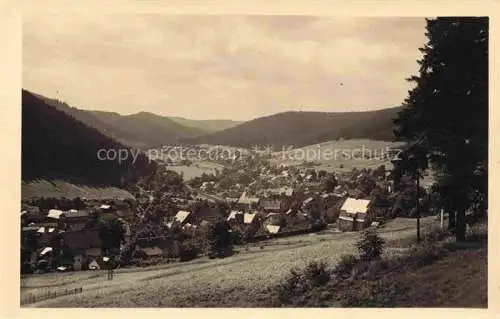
[21,287,83,305]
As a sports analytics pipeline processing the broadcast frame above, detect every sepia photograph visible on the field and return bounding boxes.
[18,8,488,309]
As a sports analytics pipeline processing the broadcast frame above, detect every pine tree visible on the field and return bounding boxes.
[393,17,488,241]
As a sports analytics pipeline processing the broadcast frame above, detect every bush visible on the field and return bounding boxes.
[304,261,331,287]
[422,226,450,245]
[179,241,199,262]
[278,268,303,302]
[311,221,327,232]
[278,261,331,303]
[206,218,233,258]
[341,277,407,307]
[407,244,447,267]
[333,254,359,278]
[356,228,385,262]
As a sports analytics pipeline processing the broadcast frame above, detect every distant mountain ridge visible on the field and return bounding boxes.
[27,91,400,150]
[166,116,242,133]
[37,97,209,148]
[183,107,401,148]
[34,93,242,149]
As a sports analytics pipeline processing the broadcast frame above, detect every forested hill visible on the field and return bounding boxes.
[37,94,208,149]
[22,90,157,186]
[184,107,401,148]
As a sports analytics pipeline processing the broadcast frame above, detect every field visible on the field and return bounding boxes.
[167,161,225,180]
[21,180,135,201]
[270,139,403,172]
[21,216,438,307]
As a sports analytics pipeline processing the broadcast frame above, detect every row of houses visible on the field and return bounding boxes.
[21,203,134,273]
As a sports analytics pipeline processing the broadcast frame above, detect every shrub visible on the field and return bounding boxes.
[311,221,327,232]
[423,226,450,244]
[206,218,233,258]
[179,241,199,262]
[333,254,359,278]
[304,261,331,287]
[278,261,331,303]
[356,228,385,262]
[408,244,447,267]
[278,268,303,302]
[341,277,407,307]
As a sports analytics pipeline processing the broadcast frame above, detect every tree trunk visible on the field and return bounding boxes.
[455,209,466,241]
[416,173,421,242]
[448,210,456,229]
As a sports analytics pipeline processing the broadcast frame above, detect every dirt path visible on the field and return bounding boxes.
[21,217,436,307]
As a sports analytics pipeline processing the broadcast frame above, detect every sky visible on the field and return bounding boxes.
[23,15,427,121]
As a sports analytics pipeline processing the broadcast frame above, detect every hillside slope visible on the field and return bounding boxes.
[90,111,208,148]
[34,94,211,149]
[22,90,157,187]
[184,107,400,148]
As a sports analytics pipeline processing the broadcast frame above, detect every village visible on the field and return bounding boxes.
[21,148,434,275]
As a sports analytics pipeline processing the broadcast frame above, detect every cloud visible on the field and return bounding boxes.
[23,15,427,120]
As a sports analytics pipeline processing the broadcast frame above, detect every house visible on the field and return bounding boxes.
[135,246,164,259]
[262,213,286,232]
[21,207,45,225]
[136,235,182,259]
[88,259,101,270]
[226,197,240,204]
[33,226,58,247]
[242,212,261,236]
[192,205,221,225]
[174,210,191,225]
[227,210,244,226]
[265,224,281,234]
[338,198,373,231]
[85,247,102,258]
[200,181,216,191]
[36,226,56,234]
[243,212,258,225]
[283,187,294,197]
[47,209,64,221]
[98,202,135,223]
[39,246,53,258]
[338,211,355,232]
[261,198,286,213]
[61,229,103,270]
[302,197,314,208]
[99,204,119,221]
[235,198,257,211]
[302,196,323,221]
[237,192,261,210]
[62,210,91,231]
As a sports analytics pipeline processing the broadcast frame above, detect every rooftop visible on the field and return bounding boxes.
[341,197,371,214]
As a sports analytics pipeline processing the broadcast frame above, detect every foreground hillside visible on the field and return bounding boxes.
[22,217,437,307]
[22,217,487,308]
[22,90,156,187]
[186,107,400,148]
